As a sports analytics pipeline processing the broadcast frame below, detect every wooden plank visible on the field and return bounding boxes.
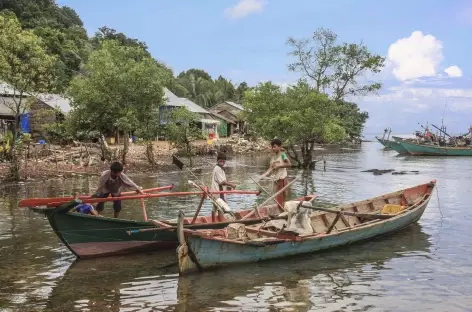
[326,213,341,234]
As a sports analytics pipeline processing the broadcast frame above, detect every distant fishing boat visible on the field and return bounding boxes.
[399,141,472,156]
[176,181,436,275]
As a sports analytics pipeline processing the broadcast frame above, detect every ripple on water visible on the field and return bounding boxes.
[2,144,472,311]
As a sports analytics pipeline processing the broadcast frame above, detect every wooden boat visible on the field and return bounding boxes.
[176,180,436,275]
[375,136,391,149]
[399,140,472,156]
[29,189,316,259]
[387,140,409,155]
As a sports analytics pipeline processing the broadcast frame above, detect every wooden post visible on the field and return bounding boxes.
[191,188,207,224]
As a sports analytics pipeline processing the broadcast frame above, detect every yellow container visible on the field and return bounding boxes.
[381,204,405,215]
[107,137,116,144]
[207,139,213,145]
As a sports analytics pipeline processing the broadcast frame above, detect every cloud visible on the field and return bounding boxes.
[387,31,444,81]
[224,0,267,20]
[444,65,463,78]
[357,82,472,133]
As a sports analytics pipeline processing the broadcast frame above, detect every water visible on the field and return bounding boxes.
[1,142,472,311]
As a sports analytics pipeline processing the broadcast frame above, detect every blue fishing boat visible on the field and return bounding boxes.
[176,180,436,275]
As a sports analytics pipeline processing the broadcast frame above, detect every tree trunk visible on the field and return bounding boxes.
[122,131,129,164]
[99,134,112,161]
[9,113,20,181]
[301,140,315,169]
[186,142,193,167]
[287,144,301,167]
[145,141,156,167]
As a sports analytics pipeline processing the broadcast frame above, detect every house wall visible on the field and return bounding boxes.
[29,100,59,139]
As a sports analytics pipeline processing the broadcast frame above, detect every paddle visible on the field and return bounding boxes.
[19,185,174,208]
[44,189,262,207]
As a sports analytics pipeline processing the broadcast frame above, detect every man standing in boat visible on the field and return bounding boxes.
[93,161,143,218]
[262,138,291,208]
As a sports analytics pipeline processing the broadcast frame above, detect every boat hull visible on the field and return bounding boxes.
[36,195,316,259]
[375,137,391,148]
[389,141,409,154]
[179,182,435,273]
[400,141,472,156]
[184,200,429,270]
[45,212,179,258]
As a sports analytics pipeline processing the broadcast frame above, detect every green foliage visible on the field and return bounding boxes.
[243,80,347,167]
[67,39,169,138]
[244,80,346,144]
[1,0,90,92]
[169,68,249,108]
[166,107,203,152]
[0,14,56,116]
[287,27,385,100]
[335,100,369,139]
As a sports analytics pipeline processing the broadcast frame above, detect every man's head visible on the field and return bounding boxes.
[217,153,227,166]
[270,138,282,153]
[110,161,123,178]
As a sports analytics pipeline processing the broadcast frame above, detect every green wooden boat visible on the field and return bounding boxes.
[376,136,409,154]
[375,136,391,148]
[399,140,472,156]
[31,195,315,259]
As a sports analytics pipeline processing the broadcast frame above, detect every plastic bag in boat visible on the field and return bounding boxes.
[284,200,314,235]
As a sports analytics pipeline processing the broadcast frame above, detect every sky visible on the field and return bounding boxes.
[57,0,472,135]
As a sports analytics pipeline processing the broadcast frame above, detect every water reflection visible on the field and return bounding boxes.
[42,224,430,312]
[3,143,472,311]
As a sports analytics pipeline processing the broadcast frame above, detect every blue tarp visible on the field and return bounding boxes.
[19,113,30,133]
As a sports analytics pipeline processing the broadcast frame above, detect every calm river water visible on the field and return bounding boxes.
[1,141,472,311]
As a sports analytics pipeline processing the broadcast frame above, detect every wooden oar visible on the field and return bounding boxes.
[299,204,395,220]
[242,176,299,220]
[19,184,174,208]
[45,190,262,207]
[126,215,288,235]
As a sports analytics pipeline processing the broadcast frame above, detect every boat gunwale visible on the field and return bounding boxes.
[400,140,472,151]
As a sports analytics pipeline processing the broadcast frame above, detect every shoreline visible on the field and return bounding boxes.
[0,139,363,183]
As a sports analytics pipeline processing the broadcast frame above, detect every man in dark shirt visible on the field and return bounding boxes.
[93,162,142,218]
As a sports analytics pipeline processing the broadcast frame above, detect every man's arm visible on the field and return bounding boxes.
[215,169,236,189]
[120,173,143,193]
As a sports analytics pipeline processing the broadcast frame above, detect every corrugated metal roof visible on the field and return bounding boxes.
[225,101,244,111]
[37,94,71,113]
[0,82,71,113]
[210,112,237,124]
[163,87,209,114]
[0,97,15,116]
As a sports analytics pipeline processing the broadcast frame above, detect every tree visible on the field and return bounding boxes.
[235,81,250,103]
[335,100,369,140]
[169,68,247,108]
[68,40,169,164]
[165,107,202,166]
[1,0,90,91]
[0,13,56,180]
[287,27,385,101]
[243,80,346,168]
